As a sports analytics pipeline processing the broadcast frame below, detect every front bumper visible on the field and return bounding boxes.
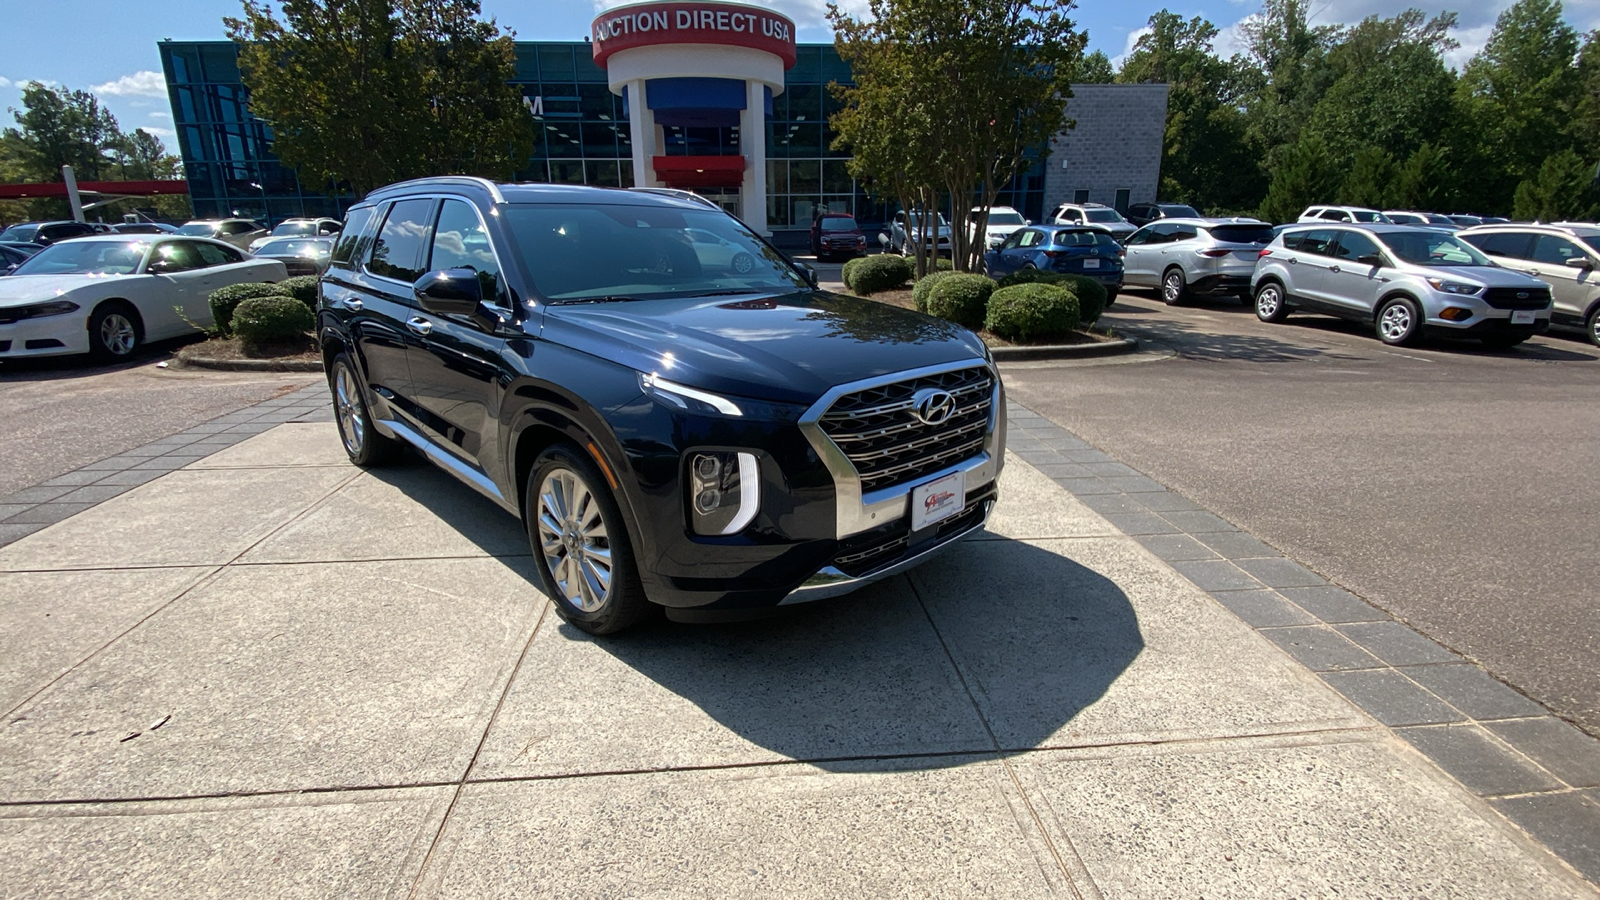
[0,313,90,358]
[1423,316,1550,338]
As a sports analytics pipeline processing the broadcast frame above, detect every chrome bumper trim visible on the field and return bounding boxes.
[779,500,993,605]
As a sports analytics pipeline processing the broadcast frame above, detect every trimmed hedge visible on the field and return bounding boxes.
[995,267,1067,289]
[933,257,955,271]
[923,273,997,330]
[985,283,1080,343]
[840,256,866,292]
[279,275,321,310]
[911,270,957,312]
[1059,274,1108,326]
[233,294,315,347]
[850,254,913,295]
[209,282,290,336]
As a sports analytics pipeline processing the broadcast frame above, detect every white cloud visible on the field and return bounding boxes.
[150,111,171,119]
[138,126,176,139]
[1114,27,1151,68]
[92,70,167,99]
[0,76,11,89]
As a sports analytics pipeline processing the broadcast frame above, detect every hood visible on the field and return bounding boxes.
[0,274,130,307]
[539,289,989,406]
[1430,266,1548,289]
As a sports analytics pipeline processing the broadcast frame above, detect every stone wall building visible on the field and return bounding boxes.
[1045,83,1169,214]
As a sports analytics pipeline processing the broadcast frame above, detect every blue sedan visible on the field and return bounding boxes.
[983,224,1125,301]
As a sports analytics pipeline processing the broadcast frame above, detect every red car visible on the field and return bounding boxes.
[810,213,867,261]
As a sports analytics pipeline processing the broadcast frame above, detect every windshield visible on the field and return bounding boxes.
[905,212,948,227]
[11,240,150,276]
[1386,213,1422,225]
[819,216,856,231]
[259,238,331,256]
[272,222,318,237]
[503,204,809,302]
[178,223,217,236]
[1160,205,1200,218]
[1379,231,1491,267]
[0,224,39,243]
[1085,209,1126,223]
[1207,224,1276,244]
[987,211,1025,226]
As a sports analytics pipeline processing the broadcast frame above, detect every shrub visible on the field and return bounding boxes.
[279,275,321,310]
[996,267,1068,289]
[841,256,866,292]
[911,270,957,312]
[933,257,955,271]
[232,294,315,348]
[209,282,290,336]
[986,283,1080,343]
[1059,274,1108,326]
[923,273,997,330]
[850,254,913,295]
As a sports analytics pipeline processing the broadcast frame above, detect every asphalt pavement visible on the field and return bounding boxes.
[1002,289,1600,736]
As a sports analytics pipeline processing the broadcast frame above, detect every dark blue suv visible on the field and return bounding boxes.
[319,178,1005,634]
[983,224,1125,303]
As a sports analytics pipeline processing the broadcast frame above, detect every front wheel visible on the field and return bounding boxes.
[1586,306,1600,347]
[1254,283,1289,323]
[528,444,651,635]
[1376,297,1422,346]
[1161,269,1187,306]
[88,302,142,361]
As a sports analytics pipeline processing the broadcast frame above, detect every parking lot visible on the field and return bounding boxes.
[1005,288,1600,734]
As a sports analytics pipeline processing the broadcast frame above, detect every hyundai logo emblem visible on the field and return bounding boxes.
[912,388,956,426]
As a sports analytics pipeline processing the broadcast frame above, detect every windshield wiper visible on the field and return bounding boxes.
[550,295,650,305]
[687,289,781,298]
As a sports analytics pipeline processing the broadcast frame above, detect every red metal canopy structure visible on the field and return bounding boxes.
[0,180,189,200]
[650,156,744,189]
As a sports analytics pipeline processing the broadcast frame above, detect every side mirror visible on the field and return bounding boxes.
[798,262,819,288]
[1024,219,1033,226]
[1565,256,1593,270]
[413,268,482,315]
[1356,253,1383,268]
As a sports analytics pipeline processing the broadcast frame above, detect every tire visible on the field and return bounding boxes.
[1375,296,1422,346]
[1104,291,1118,306]
[527,443,651,635]
[1481,334,1528,349]
[329,353,401,467]
[1254,282,1289,323]
[731,252,755,274]
[1237,290,1254,307]
[1161,268,1187,306]
[87,302,142,361]
[1587,306,1600,347]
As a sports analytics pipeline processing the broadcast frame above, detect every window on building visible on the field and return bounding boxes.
[1114,189,1130,213]
[1074,190,1090,204]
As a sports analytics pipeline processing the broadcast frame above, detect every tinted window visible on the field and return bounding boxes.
[1332,231,1382,262]
[986,211,1025,226]
[331,207,376,266]
[150,241,208,272]
[195,242,241,266]
[0,224,39,242]
[1350,210,1385,223]
[366,199,435,282]
[1125,226,1158,246]
[1380,231,1490,267]
[272,222,318,237]
[1319,210,1350,221]
[1169,224,1199,242]
[1058,208,1084,222]
[1207,224,1275,244]
[1531,235,1587,265]
[429,199,503,300]
[1296,229,1338,256]
[1085,209,1125,224]
[818,216,855,230]
[1160,205,1200,218]
[1386,213,1422,224]
[12,240,148,276]
[1053,230,1120,248]
[1462,232,1534,259]
[220,221,256,235]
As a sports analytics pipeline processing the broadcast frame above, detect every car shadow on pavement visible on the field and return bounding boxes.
[574,538,1143,772]
[1108,315,1361,363]
[0,334,204,381]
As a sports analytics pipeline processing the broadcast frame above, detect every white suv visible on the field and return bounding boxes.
[1048,203,1136,242]
[1252,223,1553,348]
[1458,223,1600,346]
[970,206,1029,250]
[1297,206,1393,225]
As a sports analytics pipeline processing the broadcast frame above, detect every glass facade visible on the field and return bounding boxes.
[158,40,1048,238]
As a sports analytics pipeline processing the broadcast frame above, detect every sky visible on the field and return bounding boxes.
[2,0,1597,157]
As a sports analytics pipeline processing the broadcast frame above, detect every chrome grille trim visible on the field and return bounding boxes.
[798,358,1005,539]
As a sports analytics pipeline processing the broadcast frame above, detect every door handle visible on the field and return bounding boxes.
[1287,258,1297,265]
[340,297,363,312]
[1329,265,1341,273]
[406,317,433,336]
[1525,269,1541,277]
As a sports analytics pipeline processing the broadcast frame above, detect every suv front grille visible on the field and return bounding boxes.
[818,365,994,493]
[1482,287,1551,310]
[832,484,996,577]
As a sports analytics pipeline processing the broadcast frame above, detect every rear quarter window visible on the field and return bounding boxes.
[330,207,376,268]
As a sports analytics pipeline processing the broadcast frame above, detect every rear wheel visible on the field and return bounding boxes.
[1104,291,1118,306]
[330,354,401,467]
[1587,306,1600,347]
[1254,282,1289,323]
[527,444,651,635]
[1161,268,1187,306]
[1376,297,1422,346]
[87,302,142,361]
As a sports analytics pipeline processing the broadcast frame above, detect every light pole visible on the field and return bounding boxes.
[249,181,267,223]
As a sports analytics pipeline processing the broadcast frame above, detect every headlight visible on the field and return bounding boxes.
[688,450,760,535]
[640,372,742,417]
[0,300,80,321]
[1424,278,1482,295]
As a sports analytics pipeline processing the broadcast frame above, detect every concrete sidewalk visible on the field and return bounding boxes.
[0,388,1593,897]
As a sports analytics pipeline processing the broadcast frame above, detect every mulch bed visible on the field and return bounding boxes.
[861,287,1115,348]
[174,335,321,366]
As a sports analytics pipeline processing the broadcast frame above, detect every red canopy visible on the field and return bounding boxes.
[651,156,744,189]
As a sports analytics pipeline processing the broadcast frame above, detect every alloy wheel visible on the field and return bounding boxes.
[536,468,614,613]
[100,313,136,356]
[1256,286,1281,320]
[1379,304,1413,342]
[334,365,366,456]
[1163,272,1183,304]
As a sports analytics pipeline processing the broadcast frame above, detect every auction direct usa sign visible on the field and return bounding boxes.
[591,2,797,68]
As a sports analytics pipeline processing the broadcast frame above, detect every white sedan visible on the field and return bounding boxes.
[0,235,288,361]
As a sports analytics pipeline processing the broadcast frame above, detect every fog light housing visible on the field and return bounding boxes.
[688,451,759,535]
[1439,307,1473,321]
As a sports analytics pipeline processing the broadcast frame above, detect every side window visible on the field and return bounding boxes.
[429,199,504,301]
[1016,230,1043,249]
[1126,226,1156,246]
[1531,235,1585,266]
[1063,208,1084,223]
[1332,231,1382,263]
[1464,232,1533,259]
[221,221,252,235]
[330,207,376,267]
[1170,225,1199,242]
[151,241,208,272]
[1145,224,1176,245]
[998,230,1025,251]
[366,198,435,283]
[1320,210,1348,221]
[1298,229,1338,256]
[194,242,241,266]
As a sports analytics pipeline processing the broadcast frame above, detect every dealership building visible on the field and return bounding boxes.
[157,1,1166,242]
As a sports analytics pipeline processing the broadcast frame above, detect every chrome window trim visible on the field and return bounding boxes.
[798,357,1004,539]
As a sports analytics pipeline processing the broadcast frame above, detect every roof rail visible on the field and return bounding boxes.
[366,176,506,204]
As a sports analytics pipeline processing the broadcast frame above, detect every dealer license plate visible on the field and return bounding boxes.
[1511,310,1536,324]
[911,471,965,532]
[1082,258,1100,269]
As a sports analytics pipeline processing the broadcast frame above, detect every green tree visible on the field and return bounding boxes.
[831,0,1085,274]
[1571,30,1600,161]
[1393,142,1456,211]
[227,0,534,197]
[1512,149,1600,220]
[4,82,122,181]
[1339,146,1396,208]
[1075,50,1114,83]
[1117,11,1260,211]
[1456,0,1583,211]
[1258,135,1337,222]
[1237,0,1340,166]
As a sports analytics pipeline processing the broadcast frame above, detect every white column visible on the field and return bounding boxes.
[628,79,654,188]
[742,80,768,235]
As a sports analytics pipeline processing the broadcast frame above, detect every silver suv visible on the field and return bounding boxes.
[1122,217,1276,305]
[1251,223,1553,348]
[1457,223,1600,346]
